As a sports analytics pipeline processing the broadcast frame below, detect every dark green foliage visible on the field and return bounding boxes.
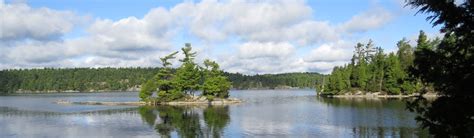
[173,44,201,96]
[396,39,414,69]
[139,51,179,101]
[202,59,231,98]
[349,42,371,90]
[326,66,349,93]
[227,72,324,90]
[138,106,157,127]
[154,106,203,137]
[406,0,474,136]
[384,53,403,95]
[0,68,324,94]
[367,47,385,92]
[203,106,230,137]
[140,43,319,103]
[139,80,157,101]
[322,38,419,95]
[155,51,184,102]
[0,67,160,93]
[137,106,230,137]
[0,71,20,94]
[407,0,473,95]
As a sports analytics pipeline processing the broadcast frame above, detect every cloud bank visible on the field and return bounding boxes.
[0,0,395,74]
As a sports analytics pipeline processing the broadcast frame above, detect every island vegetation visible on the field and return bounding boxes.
[321,0,473,136]
[319,31,437,96]
[138,43,232,103]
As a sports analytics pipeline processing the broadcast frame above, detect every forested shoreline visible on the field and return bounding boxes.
[0,67,323,94]
[320,31,437,96]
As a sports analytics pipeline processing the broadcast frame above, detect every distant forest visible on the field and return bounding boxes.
[0,68,323,93]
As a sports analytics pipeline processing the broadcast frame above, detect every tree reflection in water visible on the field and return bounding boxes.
[137,105,230,138]
[317,97,430,137]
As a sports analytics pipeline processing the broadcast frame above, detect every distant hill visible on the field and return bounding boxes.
[0,68,324,93]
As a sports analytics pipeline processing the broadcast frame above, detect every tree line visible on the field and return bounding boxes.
[322,0,474,136]
[226,72,323,90]
[0,67,159,93]
[0,49,324,95]
[320,31,439,95]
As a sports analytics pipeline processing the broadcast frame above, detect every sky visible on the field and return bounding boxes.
[0,0,441,74]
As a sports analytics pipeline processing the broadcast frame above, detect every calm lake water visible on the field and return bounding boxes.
[0,90,428,137]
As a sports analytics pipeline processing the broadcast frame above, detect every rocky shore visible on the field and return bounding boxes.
[318,91,439,98]
[54,96,242,106]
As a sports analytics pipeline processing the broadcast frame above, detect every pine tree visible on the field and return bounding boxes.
[139,51,182,102]
[406,0,474,136]
[367,47,385,92]
[173,43,201,96]
[384,53,403,95]
[397,38,414,70]
[202,59,231,99]
[139,79,156,101]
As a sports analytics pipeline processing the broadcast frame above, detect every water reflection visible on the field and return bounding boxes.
[138,105,230,138]
[316,97,429,137]
[0,106,137,117]
[0,90,428,137]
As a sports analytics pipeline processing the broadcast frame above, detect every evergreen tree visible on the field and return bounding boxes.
[139,79,156,101]
[384,53,404,95]
[396,39,417,94]
[396,38,414,70]
[202,59,231,99]
[155,51,183,102]
[367,47,385,92]
[406,0,474,136]
[173,43,201,96]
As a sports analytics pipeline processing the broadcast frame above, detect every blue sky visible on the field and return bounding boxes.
[0,0,440,74]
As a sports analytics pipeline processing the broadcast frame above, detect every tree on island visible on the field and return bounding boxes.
[202,59,231,99]
[173,43,201,96]
[140,51,183,102]
[139,43,230,103]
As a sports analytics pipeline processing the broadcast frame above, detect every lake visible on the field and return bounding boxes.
[0,89,428,137]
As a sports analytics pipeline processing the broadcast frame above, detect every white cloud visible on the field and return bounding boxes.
[88,16,173,52]
[305,41,353,62]
[286,21,339,45]
[5,42,67,63]
[0,0,397,75]
[341,8,393,33]
[168,0,318,43]
[0,2,81,41]
[238,42,294,59]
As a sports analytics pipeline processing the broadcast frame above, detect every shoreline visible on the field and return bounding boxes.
[54,97,242,106]
[9,88,312,94]
[318,92,439,98]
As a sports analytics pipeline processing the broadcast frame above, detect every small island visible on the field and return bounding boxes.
[54,43,241,106]
[138,43,241,105]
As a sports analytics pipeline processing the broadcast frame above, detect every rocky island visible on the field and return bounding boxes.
[54,96,242,106]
